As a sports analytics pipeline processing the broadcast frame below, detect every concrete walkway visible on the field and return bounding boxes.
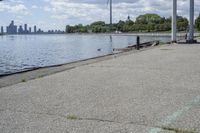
[1,44,200,133]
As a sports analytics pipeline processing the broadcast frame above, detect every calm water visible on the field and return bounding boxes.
[0,34,172,75]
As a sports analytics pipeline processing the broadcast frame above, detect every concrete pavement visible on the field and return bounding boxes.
[0,44,200,133]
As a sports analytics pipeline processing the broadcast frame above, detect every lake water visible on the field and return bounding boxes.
[0,34,173,75]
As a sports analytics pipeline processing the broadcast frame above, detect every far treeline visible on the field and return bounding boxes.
[66,13,200,33]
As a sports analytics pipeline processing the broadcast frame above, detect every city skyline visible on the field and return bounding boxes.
[1,20,65,34]
[0,0,200,31]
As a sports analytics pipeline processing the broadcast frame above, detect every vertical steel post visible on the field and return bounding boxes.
[172,0,177,43]
[188,0,194,42]
[110,0,112,27]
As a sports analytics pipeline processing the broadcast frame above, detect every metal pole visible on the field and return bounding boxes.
[172,0,177,43]
[0,0,3,34]
[110,0,112,27]
[188,0,194,42]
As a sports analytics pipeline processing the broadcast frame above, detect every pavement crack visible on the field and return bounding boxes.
[81,117,120,123]
[0,108,170,131]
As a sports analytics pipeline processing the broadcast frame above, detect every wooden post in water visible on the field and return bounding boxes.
[136,36,140,50]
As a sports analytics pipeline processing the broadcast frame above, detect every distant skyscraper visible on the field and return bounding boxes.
[29,27,31,33]
[24,24,28,33]
[18,25,23,34]
[34,25,37,33]
[1,26,3,34]
[38,28,41,33]
[11,20,14,25]
[127,15,131,21]
[6,20,17,34]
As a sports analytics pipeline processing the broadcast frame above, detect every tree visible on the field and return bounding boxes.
[90,21,105,27]
[135,14,162,25]
[65,13,193,33]
[177,16,188,31]
[195,15,200,31]
[117,20,125,31]
[66,25,74,33]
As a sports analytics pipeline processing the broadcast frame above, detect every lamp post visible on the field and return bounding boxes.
[110,0,112,27]
[172,0,177,43]
[187,0,197,43]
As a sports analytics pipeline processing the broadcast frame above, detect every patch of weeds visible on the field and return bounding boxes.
[159,42,166,45]
[66,114,81,120]
[21,79,26,82]
[38,75,44,78]
[162,126,199,133]
[160,48,173,51]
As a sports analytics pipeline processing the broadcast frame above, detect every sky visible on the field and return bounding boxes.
[0,0,200,31]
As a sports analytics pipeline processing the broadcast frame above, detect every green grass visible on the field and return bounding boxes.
[21,79,26,82]
[66,114,81,120]
[162,126,199,133]
[38,75,44,78]
[159,42,167,45]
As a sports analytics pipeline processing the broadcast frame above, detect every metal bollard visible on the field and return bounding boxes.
[136,36,140,50]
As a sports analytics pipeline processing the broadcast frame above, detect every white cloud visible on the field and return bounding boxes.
[0,1,29,15]
[31,5,38,9]
[43,0,200,25]
[1,0,200,30]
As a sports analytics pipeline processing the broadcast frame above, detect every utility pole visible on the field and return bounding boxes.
[172,0,177,43]
[110,0,112,27]
[187,0,196,43]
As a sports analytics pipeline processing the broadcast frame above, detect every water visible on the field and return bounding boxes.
[0,34,172,75]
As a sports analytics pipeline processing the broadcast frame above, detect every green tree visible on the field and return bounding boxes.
[90,21,105,27]
[195,16,200,31]
[66,25,74,33]
[65,13,191,33]
[177,16,188,31]
[135,14,162,24]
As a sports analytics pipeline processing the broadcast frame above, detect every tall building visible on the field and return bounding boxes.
[38,28,42,33]
[29,27,31,33]
[24,24,28,33]
[127,15,131,21]
[18,25,23,34]
[34,25,37,33]
[1,26,3,34]
[6,20,17,34]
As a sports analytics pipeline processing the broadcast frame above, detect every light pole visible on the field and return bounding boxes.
[110,0,112,27]
[172,0,177,43]
[187,0,197,43]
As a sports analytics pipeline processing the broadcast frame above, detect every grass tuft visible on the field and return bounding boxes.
[21,79,26,82]
[66,114,80,120]
[162,126,199,133]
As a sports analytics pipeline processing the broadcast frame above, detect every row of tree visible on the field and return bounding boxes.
[66,13,200,33]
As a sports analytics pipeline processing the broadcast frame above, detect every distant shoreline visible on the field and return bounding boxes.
[1,32,199,38]
[1,32,199,36]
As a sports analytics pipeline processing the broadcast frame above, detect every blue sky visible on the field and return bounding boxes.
[0,0,200,31]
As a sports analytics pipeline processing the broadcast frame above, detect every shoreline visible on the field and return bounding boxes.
[2,32,200,37]
[0,45,161,88]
